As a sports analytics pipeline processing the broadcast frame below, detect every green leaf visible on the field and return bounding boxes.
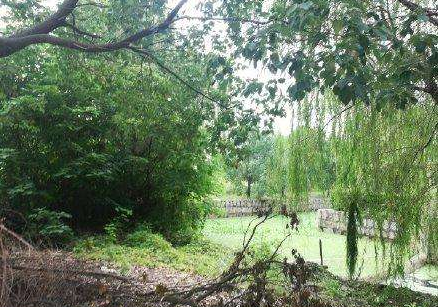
[333,20,343,34]
[411,35,427,53]
[299,1,313,10]
[399,70,412,82]
[333,82,354,105]
[417,14,428,23]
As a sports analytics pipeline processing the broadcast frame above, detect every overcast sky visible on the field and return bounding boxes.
[0,0,292,135]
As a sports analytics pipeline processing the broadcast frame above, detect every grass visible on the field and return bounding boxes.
[73,228,232,277]
[73,214,438,307]
[75,212,436,280]
[203,212,390,278]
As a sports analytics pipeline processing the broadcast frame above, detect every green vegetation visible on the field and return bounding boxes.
[73,217,438,307]
[204,213,390,278]
[0,53,219,244]
[74,212,396,278]
[217,90,437,277]
[224,135,274,198]
[74,225,233,277]
[0,0,437,301]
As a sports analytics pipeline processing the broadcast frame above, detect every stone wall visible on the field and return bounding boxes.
[217,194,331,217]
[316,209,397,240]
[221,199,272,217]
[306,193,330,211]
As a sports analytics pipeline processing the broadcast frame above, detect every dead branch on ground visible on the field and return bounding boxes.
[1,206,327,307]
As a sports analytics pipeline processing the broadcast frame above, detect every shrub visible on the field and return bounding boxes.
[0,55,215,245]
[125,225,172,251]
[26,208,74,245]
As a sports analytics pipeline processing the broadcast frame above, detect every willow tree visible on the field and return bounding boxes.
[266,135,289,200]
[201,0,437,276]
[332,100,437,276]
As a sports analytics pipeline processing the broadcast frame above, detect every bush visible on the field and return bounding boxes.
[247,241,276,262]
[104,207,133,243]
[0,54,215,245]
[125,225,172,251]
[74,229,232,277]
[26,208,74,245]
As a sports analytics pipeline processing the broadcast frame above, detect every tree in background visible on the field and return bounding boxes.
[265,136,289,200]
[226,135,273,198]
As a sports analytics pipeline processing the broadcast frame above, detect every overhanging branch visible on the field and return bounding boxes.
[11,0,79,38]
[397,0,438,27]
[0,0,188,57]
[129,46,226,107]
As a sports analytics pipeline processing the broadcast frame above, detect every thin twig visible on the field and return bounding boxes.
[9,265,130,282]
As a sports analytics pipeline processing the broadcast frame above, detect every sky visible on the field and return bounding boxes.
[0,0,293,135]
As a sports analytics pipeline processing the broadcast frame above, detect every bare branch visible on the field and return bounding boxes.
[176,16,271,25]
[320,102,356,131]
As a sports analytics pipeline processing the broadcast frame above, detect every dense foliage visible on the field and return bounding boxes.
[0,0,276,245]
[0,0,436,279]
[202,0,438,110]
[0,46,224,244]
[329,99,437,276]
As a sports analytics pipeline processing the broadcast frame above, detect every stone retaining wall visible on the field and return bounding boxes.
[306,193,330,211]
[221,199,272,217]
[317,209,397,240]
[218,194,331,217]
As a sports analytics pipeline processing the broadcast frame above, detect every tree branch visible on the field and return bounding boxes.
[129,46,226,106]
[63,22,102,39]
[0,0,188,57]
[10,0,79,38]
[397,0,438,27]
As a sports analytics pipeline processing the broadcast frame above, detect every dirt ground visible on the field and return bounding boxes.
[3,250,438,307]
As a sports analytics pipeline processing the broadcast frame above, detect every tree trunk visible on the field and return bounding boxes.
[246,178,252,198]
